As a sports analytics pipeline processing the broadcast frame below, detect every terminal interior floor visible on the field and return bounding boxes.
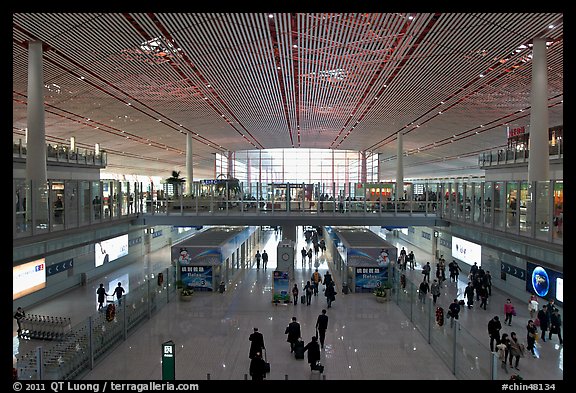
[13,227,563,381]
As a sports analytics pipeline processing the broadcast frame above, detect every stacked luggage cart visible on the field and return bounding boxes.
[19,314,72,341]
[16,309,125,380]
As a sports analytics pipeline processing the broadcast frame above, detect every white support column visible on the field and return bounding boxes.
[25,40,47,185]
[186,133,193,195]
[396,132,404,200]
[527,37,550,182]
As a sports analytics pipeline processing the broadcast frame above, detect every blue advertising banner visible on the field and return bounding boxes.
[181,265,213,291]
[272,270,290,303]
[355,266,388,293]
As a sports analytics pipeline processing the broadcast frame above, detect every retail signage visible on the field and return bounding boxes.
[507,126,526,138]
[355,266,387,293]
[13,258,46,300]
[452,236,481,266]
[272,270,290,303]
[181,265,213,291]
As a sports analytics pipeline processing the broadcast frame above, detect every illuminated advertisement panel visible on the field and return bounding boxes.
[95,234,129,267]
[525,262,563,305]
[13,258,46,300]
[451,236,482,267]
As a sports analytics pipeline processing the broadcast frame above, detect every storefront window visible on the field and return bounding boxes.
[494,182,505,230]
[519,182,531,235]
[534,181,551,241]
[506,182,518,232]
[552,181,563,241]
[483,182,493,226]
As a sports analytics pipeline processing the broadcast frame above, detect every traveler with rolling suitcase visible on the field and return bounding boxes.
[303,336,322,372]
[285,317,301,353]
[294,338,305,359]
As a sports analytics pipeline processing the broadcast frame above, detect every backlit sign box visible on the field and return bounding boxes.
[95,234,129,267]
[13,258,46,300]
[451,236,482,267]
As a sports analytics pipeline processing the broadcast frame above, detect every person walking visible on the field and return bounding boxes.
[407,250,415,270]
[307,248,313,265]
[261,250,268,270]
[430,279,441,305]
[422,262,431,282]
[464,281,475,309]
[526,320,538,357]
[448,298,461,328]
[315,309,329,349]
[97,283,109,311]
[249,327,265,360]
[508,332,525,371]
[323,271,333,288]
[255,250,261,269]
[301,247,307,265]
[304,281,314,306]
[14,307,25,338]
[488,316,502,352]
[292,283,299,306]
[537,305,549,342]
[497,333,511,373]
[303,336,321,372]
[325,281,336,308]
[311,269,321,296]
[285,317,301,353]
[483,270,492,296]
[112,282,125,306]
[249,352,267,380]
[478,284,488,310]
[504,298,515,326]
[418,279,429,304]
[548,308,563,344]
[528,295,539,320]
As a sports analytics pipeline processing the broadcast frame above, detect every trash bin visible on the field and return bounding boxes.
[81,273,87,286]
[342,282,349,294]
[219,281,226,293]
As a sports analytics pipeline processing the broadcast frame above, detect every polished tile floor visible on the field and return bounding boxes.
[13,227,563,381]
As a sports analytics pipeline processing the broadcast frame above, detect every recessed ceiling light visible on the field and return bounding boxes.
[268,14,274,18]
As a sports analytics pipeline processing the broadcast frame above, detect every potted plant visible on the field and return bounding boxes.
[374,283,392,302]
[165,170,186,198]
[180,286,194,301]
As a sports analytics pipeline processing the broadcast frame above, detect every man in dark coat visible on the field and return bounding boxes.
[488,316,502,352]
[325,281,336,308]
[249,352,267,380]
[285,317,301,352]
[537,305,549,342]
[549,308,563,344]
[303,336,321,371]
[249,327,265,360]
[315,309,329,349]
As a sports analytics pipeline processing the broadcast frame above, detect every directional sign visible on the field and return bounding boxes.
[47,259,74,277]
[162,340,175,380]
[500,261,525,280]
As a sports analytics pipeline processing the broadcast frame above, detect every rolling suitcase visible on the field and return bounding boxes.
[301,295,306,304]
[294,340,305,359]
[311,360,324,373]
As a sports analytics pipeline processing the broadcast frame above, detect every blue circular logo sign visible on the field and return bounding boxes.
[531,266,549,297]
